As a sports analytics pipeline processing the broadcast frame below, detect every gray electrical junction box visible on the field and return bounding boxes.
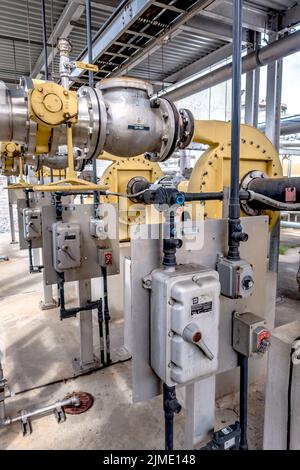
[149,263,220,386]
[52,222,81,272]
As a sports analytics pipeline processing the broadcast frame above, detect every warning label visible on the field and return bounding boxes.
[191,301,213,316]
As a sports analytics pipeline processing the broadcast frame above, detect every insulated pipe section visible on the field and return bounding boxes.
[241,174,300,213]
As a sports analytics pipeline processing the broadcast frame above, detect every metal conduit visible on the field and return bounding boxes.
[159,30,300,102]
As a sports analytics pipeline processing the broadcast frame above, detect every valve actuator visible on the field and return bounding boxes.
[149,264,220,386]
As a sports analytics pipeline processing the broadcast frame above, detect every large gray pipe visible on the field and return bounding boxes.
[259,115,300,136]
[159,30,300,102]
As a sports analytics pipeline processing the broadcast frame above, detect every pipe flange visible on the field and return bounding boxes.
[178,108,194,149]
[240,170,267,216]
[75,86,107,161]
[144,98,178,163]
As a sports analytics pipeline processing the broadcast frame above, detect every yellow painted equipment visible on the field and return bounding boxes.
[99,153,163,241]
[74,61,99,73]
[0,142,23,176]
[188,120,283,228]
[29,81,78,128]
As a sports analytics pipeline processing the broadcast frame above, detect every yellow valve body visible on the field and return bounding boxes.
[29,81,78,127]
[0,141,22,175]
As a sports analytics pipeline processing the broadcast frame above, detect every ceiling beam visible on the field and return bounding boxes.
[70,0,155,82]
[113,0,218,77]
[198,0,274,33]
[182,15,249,43]
[280,3,300,31]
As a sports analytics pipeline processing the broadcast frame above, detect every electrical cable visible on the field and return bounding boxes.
[248,190,300,211]
[10,355,132,398]
[104,189,149,198]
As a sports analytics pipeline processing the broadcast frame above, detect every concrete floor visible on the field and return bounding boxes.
[0,229,299,450]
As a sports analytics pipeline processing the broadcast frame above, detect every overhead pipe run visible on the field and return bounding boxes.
[259,115,300,136]
[158,29,300,102]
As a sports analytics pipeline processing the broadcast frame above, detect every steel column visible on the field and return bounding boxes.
[265,34,283,273]
[184,377,216,449]
[7,188,17,244]
[73,279,100,373]
[244,33,260,127]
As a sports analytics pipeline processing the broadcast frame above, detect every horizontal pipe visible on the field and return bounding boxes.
[158,30,300,102]
[1,396,79,426]
[184,191,224,201]
[248,176,300,203]
[260,115,300,136]
[281,221,300,229]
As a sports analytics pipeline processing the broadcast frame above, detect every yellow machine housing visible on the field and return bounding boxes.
[99,153,163,241]
[188,120,283,227]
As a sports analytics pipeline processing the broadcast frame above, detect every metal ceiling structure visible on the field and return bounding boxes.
[0,0,299,91]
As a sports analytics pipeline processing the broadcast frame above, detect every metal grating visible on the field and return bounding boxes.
[75,0,204,83]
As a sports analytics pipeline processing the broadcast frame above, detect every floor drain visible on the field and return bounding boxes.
[63,392,94,414]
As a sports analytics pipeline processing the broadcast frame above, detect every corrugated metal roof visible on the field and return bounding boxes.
[0,0,298,86]
[245,0,296,11]
[0,0,114,84]
[129,30,228,82]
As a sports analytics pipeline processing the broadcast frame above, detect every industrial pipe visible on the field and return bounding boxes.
[159,30,300,102]
[228,0,243,261]
[238,354,249,450]
[1,395,79,427]
[248,176,300,204]
[281,221,300,229]
[86,0,99,213]
[40,0,49,81]
[259,115,300,136]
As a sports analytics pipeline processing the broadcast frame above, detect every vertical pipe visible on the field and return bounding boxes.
[163,383,181,450]
[101,266,111,364]
[239,354,249,450]
[7,187,16,244]
[228,0,243,260]
[41,0,49,81]
[163,384,175,450]
[85,0,99,212]
[0,361,6,422]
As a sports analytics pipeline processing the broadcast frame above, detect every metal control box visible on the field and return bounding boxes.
[217,256,254,299]
[52,222,81,272]
[150,264,220,386]
[232,312,270,357]
[23,208,42,241]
